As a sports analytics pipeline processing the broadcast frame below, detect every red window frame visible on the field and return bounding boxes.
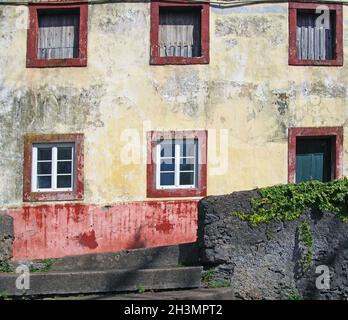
[147,130,207,197]
[288,127,343,183]
[150,1,210,65]
[23,133,84,202]
[26,3,88,68]
[289,2,343,66]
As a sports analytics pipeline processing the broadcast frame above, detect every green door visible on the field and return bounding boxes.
[296,138,332,183]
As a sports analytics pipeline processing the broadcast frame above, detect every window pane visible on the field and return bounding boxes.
[58,147,72,160]
[37,162,52,174]
[296,10,335,60]
[160,172,175,186]
[180,172,194,185]
[180,158,195,171]
[159,9,201,58]
[38,11,80,59]
[180,139,196,157]
[57,175,72,188]
[37,176,51,189]
[160,159,175,172]
[37,148,52,160]
[160,141,175,157]
[57,161,72,174]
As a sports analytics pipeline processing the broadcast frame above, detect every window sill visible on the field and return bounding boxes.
[150,55,209,65]
[23,190,83,202]
[26,57,87,68]
[147,187,206,198]
[289,58,343,66]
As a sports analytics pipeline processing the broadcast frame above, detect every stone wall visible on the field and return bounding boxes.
[198,191,348,300]
[0,215,13,271]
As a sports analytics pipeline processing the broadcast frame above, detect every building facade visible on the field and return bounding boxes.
[0,0,347,261]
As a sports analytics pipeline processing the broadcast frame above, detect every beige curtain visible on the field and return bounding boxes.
[38,12,80,59]
[159,10,201,58]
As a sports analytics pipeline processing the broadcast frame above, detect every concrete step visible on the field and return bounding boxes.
[47,288,234,300]
[0,266,202,297]
[22,244,197,272]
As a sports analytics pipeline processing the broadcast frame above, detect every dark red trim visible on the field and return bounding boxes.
[147,130,207,198]
[288,127,343,183]
[289,2,343,66]
[150,1,209,65]
[23,133,84,202]
[26,3,88,68]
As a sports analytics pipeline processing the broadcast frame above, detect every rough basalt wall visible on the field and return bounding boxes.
[198,191,348,300]
[0,215,13,269]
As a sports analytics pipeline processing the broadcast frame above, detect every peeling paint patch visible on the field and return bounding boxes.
[274,92,289,116]
[301,80,347,99]
[155,70,208,117]
[78,230,98,249]
[215,16,285,38]
[96,5,147,34]
[211,4,287,15]
[155,219,174,233]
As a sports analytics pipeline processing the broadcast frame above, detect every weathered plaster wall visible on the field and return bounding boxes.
[1,3,348,206]
[1,3,348,259]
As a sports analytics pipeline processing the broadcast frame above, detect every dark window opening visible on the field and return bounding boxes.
[296,137,334,183]
[37,9,80,60]
[159,8,201,58]
[296,10,336,61]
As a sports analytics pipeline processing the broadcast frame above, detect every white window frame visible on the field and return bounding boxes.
[31,143,74,192]
[156,139,198,190]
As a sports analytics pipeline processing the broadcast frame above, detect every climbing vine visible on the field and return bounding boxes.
[233,178,348,225]
[299,221,313,272]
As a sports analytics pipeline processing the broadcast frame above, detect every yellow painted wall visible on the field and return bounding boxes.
[1,3,348,207]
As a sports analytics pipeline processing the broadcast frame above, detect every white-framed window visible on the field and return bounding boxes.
[31,143,74,192]
[156,138,198,189]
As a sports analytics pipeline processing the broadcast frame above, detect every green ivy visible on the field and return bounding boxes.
[0,290,10,300]
[31,259,56,273]
[0,260,12,273]
[233,178,348,225]
[201,268,216,284]
[201,268,231,288]
[299,221,313,272]
[287,290,302,300]
[136,284,146,294]
[208,280,231,288]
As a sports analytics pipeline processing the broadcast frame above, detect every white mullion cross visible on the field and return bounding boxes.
[174,142,180,187]
[32,147,38,191]
[156,143,161,189]
[70,145,74,189]
[52,146,58,190]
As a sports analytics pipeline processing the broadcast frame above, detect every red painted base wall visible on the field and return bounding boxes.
[6,200,198,261]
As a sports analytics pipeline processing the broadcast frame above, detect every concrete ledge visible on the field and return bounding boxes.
[48,287,234,300]
[48,245,182,272]
[0,266,202,297]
